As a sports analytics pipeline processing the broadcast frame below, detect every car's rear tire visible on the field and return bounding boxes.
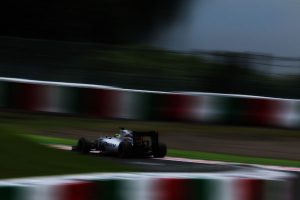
[153,143,167,158]
[77,137,90,154]
[118,142,133,158]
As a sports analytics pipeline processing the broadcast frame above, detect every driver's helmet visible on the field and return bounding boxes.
[119,129,133,138]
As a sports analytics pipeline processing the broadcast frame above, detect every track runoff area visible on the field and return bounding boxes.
[50,144,300,173]
[1,144,299,200]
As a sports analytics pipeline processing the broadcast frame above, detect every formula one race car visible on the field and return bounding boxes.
[72,128,167,158]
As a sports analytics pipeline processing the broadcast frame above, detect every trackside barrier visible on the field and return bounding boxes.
[0,172,298,200]
[0,77,300,128]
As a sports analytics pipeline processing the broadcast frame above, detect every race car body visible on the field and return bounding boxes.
[72,129,167,158]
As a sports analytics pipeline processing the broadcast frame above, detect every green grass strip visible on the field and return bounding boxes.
[24,134,76,146]
[27,134,300,168]
[0,127,133,179]
[168,149,300,167]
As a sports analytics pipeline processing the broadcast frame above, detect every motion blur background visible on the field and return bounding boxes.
[1,0,300,98]
[1,3,300,196]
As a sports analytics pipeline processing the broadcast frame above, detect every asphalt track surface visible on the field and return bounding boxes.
[50,144,298,173]
[51,144,240,172]
[99,156,239,172]
[50,144,243,172]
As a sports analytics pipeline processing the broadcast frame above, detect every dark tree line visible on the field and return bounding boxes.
[1,36,300,99]
[1,0,184,43]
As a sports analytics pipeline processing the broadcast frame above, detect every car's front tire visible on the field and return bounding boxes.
[77,137,90,154]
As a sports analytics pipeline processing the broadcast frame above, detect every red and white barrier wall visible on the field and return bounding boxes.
[0,171,297,200]
[0,77,299,128]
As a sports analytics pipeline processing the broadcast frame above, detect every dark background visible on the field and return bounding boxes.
[1,0,300,99]
[1,0,183,43]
